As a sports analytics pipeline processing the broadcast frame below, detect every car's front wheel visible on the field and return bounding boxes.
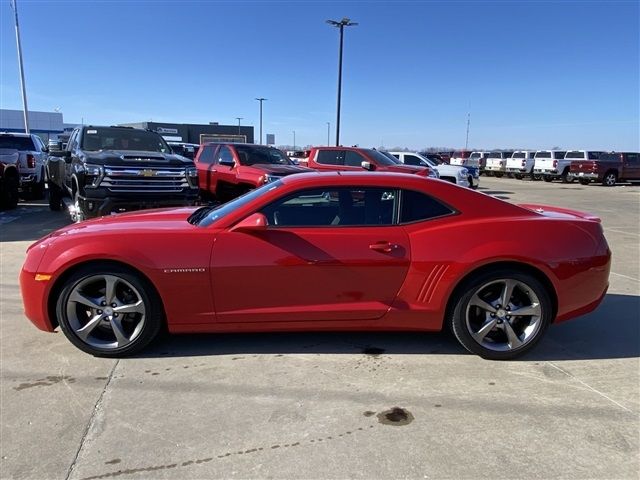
[449,270,552,360]
[56,265,163,357]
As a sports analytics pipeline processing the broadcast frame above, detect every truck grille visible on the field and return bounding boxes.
[101,166,189,193]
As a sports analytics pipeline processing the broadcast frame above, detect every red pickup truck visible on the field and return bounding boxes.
[194,143,312,201]
[304,146,435,177]
[570,151,640,186]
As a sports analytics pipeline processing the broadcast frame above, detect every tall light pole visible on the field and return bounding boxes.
[10,0,30,133]
[326,122,330,146]
[326,17,357,146]
[255,98,267,144]
[293,130,296,150]
[236,117,243,135]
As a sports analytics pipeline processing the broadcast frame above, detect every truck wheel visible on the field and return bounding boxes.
[543,176,553,182]
[514,174,523,180]
[561,169,574,183]
[1,174,19,210]
[48,182,63,211]
[579,179,590,186]
[602,172,617,187]
[494,173,504,178]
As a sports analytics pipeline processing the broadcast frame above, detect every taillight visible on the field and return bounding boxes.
[521,160,526,167]
[26,154,36,168]
[553,160,558,168]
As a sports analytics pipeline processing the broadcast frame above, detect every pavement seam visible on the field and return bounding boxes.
[546,361,636,415]
[65,359,120,480]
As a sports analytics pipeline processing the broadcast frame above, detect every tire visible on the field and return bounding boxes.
[602,171,617,187]
[449,269,552,360]
[543,176,553,182]
[561,169,574,183]
[56,265,163,357]
[494,172,504,178]
[514,174,523,180]
[1,174,19,210]
[48,182,63,211]
[32,172,46,200]
[579,179,590,186]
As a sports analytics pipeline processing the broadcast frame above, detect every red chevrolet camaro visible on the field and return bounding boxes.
[20,172,610,359]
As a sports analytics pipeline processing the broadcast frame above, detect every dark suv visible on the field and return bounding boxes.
[47,126,199,221]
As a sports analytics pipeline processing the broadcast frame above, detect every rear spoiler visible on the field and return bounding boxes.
[518,203,602,223]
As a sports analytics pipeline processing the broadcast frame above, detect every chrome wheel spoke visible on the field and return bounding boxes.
[510,303,541,317]
[103,275,118,305]
[472,317,498,342]
[69,291,101,310]
[503,320,523,349]
[110,317,129,347]
[114,300,144,315]
[500,279,516,307]
[469,294,497,314]
[76,314,103,341]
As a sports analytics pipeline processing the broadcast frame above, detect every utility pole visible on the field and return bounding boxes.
[10,0,30,133]
[326,122,330,146]
[293,130,296,150]
[465,111,471,151]
[326,18,357,146]
[236,117,243,135]
[255,98,267,144]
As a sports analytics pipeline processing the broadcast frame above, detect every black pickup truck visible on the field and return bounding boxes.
[47,126,199,221]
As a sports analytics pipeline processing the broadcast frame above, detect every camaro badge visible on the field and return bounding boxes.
[163,268,207,273]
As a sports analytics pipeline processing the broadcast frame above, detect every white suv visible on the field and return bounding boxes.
[533,150,569,182]
[484,151,514,177]
[388,151,471,187]
[505,151,536,179]
[0,132,48,199]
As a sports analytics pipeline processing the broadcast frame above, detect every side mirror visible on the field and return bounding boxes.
[219,158,235,167]
[361,161,375,171]
[230,212,268,232]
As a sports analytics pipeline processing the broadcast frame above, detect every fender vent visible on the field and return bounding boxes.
[416,264,450,304]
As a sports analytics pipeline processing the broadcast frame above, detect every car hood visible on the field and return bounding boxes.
[245,164,314,175]
[46,207,199,240]
[83,150,193,167]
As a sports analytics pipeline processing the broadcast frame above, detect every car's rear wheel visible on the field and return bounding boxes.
[602,171,617,187]
[543,176,553,182]
[579,179,590,186]
[449,270,552,360]
[56,266,163,357]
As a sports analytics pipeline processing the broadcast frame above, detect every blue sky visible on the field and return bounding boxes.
[1,0,638,150]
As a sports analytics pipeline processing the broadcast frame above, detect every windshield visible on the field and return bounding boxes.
[0,135,36,151]
[365,149,397,166]
[236,145,292,166]
[565,151,586,159]
[535,151,551,159]
[452,151,470,159]
[380,151,402,164]
[81,128,171,153]
[193,180,283,227]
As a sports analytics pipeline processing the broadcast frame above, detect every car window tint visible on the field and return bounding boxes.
[261,187,397,227]
[198,145,216,164]
[217,146,234,164]
[344,150,365,167]
[400,189,453,223]
[316,150,343,165]
[627,153,639,163]
[404,155,423,166]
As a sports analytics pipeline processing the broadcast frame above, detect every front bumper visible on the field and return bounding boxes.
[79,189,199,218]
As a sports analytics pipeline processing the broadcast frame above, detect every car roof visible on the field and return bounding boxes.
[0,132,32,137]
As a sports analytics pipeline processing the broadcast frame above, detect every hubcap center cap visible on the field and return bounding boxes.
[496,309,507,319]
[103,307,114,316]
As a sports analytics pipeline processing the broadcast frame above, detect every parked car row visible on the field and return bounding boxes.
[446,149,640,185]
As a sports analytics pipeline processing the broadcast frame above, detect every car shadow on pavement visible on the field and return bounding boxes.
[0,195,70,242]
[140,293,639,362]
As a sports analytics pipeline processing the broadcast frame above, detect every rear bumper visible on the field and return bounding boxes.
[571,172,598,180]
[505,167,528,174]
[485,165,505,172]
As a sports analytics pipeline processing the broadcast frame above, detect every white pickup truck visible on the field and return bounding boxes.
[0,132,48,199]
[533,150,569,182]
[505,151,536,179]
[388,151,472,187]
[484,151,513,177]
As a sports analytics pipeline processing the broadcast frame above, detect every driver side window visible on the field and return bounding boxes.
[217,146,234,165]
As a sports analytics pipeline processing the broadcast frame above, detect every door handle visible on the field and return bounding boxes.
[369,241,397,253]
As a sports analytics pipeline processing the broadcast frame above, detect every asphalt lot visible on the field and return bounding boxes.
[1,177,638,480]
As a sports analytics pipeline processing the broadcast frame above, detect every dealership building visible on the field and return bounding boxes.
[120,121,255,144]
[0,109,64,142]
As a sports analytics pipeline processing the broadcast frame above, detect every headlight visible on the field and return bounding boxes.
[186,166,198,187]
[84,164,103,188]
[263,174,280,184]
[459,168,469,178]
[428,169,438,178]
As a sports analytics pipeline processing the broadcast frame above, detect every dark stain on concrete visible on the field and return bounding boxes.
[377,407,414,426]
[14,375,75,391]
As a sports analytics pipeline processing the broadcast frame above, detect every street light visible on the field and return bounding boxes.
[326,122,330,146]
[255,98,267,144]
[326,17,357,146]
[293,130,296,150]
[10,0,30,133]
[236,117,243,135]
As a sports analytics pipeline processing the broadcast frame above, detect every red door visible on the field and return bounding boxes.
[210,226,410,323]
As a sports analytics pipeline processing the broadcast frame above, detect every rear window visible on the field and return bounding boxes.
[0,135,35,151]
[512,152,526,159]
[452,151,471,159]
[400,190,454,223]
[488,152,504,159]
[565,151,586,159]
[535,151,551,159]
